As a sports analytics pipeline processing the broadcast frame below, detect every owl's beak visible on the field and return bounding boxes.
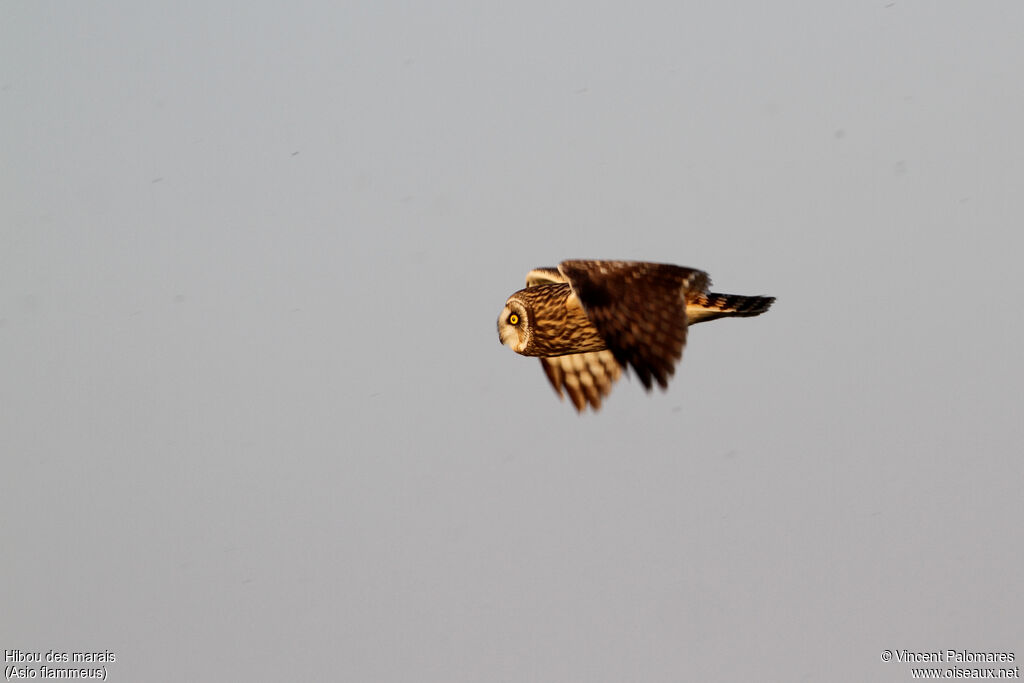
[497,307,516,348]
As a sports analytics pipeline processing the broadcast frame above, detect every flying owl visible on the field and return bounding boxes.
[497,260,774,411]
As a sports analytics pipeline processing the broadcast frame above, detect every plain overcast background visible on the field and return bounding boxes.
[3,2,1022,681]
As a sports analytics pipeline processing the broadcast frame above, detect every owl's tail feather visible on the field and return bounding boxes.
[686,293,775,325]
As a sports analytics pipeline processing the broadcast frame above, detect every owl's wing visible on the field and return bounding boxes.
[525,267,566,287]
[557,260,709,390]
[540,351,622,412]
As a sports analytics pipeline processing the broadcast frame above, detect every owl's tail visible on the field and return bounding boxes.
[686,292,775,325]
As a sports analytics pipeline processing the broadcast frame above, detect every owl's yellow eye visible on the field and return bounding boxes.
[508,313,519,325]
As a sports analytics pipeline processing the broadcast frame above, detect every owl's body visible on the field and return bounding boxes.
[497,260,774,411]
[501,283,606,357]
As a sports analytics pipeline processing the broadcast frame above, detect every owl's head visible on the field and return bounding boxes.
[497,294,532,354]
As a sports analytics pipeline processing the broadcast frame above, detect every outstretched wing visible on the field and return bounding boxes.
[539,351,622,412]
[557,260,709,390]
[525,267,565,287]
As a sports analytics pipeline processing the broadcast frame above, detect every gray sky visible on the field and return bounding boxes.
[2,2,1022,681]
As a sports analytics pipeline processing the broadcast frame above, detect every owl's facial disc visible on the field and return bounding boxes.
[497,300,529,353]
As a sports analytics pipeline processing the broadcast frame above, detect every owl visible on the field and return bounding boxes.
[497,260,774,411]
